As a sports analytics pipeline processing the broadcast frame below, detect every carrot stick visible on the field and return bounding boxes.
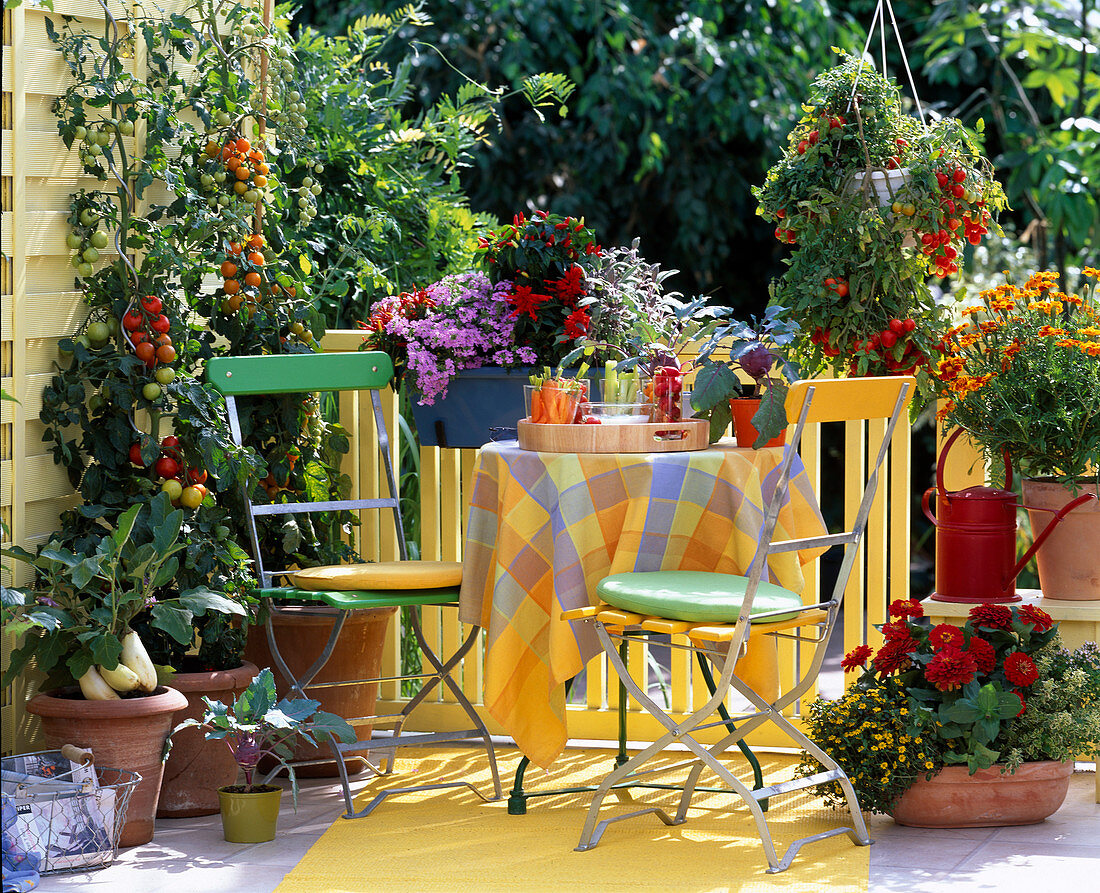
[531,390,545,423]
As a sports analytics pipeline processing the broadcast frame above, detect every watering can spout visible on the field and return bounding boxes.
[1009,491,1098,587]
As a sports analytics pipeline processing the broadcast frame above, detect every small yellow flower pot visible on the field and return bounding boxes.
[218,785,282,843]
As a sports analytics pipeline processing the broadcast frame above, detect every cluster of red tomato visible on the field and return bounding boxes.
[914,166,992,278]
[811,317,930,376]
[129,434,210,509]
[122,294,177,399]
[646,366,685,422]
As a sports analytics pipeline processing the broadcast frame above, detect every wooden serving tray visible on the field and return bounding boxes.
[517,419,709,453]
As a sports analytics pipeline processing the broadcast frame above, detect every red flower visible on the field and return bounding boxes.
[549,265,587,302]
[563,308,591,339]
[925,647,978,691]
[881,620,913,641]
[1018,604,1054,632]
[929,623,965,651]
[968,604,1013,630]
[841,644,873,673]
[888,598,925,619]
[872,638,918,676]
[508,285,551,321]
[964,636,997,674]
[1004,651,1039,687]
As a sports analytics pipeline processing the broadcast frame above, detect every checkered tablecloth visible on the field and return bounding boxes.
[458,440,827,768]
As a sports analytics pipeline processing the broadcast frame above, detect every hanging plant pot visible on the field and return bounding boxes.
[850,167,911,205]
[218,785,282,843]
[1022,478,1100,600]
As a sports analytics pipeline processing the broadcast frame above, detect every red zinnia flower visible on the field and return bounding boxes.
[925,647,978,691]
[508,285,550,321]
[968,604,1013,630]
[1004,651,1039,687]
[563,308,591,339]
[841,644,873,673]
[929,623,965,651]
[881,620,913,641]
[872,638,918,676]
[964,636,997,674]
[1018,604,1054,632]
[888,598,925,619]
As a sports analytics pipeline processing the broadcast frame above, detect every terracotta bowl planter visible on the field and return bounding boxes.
[26,685,188,847]
[890,760,1073,828]
[244,605,396,777]
[158,661,259,818]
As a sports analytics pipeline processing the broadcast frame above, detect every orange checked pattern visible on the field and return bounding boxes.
[459,442,827,768]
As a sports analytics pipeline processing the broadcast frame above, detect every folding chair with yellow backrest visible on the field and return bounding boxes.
[563,376,913,873]
[208,352,501,818]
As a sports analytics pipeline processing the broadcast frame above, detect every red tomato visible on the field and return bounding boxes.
[155,456,180,479]
[187,468,208,485]
[129,442,145,466]
[141,295,163,314]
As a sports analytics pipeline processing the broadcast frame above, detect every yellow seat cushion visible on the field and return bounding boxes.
[288,561,463,591]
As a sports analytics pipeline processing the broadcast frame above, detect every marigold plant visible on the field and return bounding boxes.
[932,268,1100,488]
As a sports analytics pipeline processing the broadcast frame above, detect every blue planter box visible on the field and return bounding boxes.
[409,367,596,449]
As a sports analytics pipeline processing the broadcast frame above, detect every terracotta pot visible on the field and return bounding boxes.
[1022,478,1100,600]
[730,398,786,449]
[158,661,259,818]
[890,760,1073,828]
[244,605,396,777]
[26,685,188,847]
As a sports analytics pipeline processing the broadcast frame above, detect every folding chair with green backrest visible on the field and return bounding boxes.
[563,376,913,873]
[207,352,501,818]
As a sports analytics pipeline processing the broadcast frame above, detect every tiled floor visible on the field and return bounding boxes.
[28,755,1098,893]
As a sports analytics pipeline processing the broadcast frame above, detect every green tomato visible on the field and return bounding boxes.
[74,334,91,350]
[214,170,227,183]
[155,366,176,384]
[105,316,120,337]
[314,163,323,174]
[94,131,111,147]
[82,247,100,263]
[216,110,232,126]
[71,253,83,269]
[90,230,109,249]
[161,478,184,501]
[66,232,83,250]
[79,209,99,226]
[298,198,309,209]
[310,184,321,196]
[214,525,231,540]
[87,393,105,413]
[243,189,259,203]
[87,143,103,157]
[142,382,162,401]
[200,173,214,187]
[118,120,134,136]
[77,262,94,278]
[86,321,110,344]
[73,125,87,140]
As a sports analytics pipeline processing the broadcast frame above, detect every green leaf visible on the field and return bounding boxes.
[149,603,194,645]
[179,588,246,617]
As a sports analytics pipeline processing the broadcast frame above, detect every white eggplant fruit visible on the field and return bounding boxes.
[119,630,158,692]
[78,665,122,700]
[98,661,142,693]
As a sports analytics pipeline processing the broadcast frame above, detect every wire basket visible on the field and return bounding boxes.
[1,750,142,874]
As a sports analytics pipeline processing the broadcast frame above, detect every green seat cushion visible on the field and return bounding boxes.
[596,571,803,624]
[259,586,460,609]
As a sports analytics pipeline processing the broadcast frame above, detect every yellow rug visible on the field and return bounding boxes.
[276,746,869,893]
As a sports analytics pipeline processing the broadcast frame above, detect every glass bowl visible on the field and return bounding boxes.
[524,383,588,424]
[582,402,655,424]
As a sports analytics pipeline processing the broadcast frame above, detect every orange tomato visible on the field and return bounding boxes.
[256,162,270,176]
[236,138,251,153]
[135,341,155,363]
[228,241,243,255]
[156,343,177,364]
[247,233,265,249]
[154,333,172,346]
[223,278,240,295]
[244,271,261,288]
[226,156,240,172]
[204,141,219,158]
[248,251,265,266]
[252,175,267,188]
[235,166,250,181]
[220,260,238,278]
[227,293,243,312]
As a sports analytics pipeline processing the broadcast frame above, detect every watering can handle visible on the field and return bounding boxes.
[921,487,937,524]
[937,427,1012,494]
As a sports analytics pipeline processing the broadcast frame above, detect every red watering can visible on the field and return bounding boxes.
[922,428,1097,603]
